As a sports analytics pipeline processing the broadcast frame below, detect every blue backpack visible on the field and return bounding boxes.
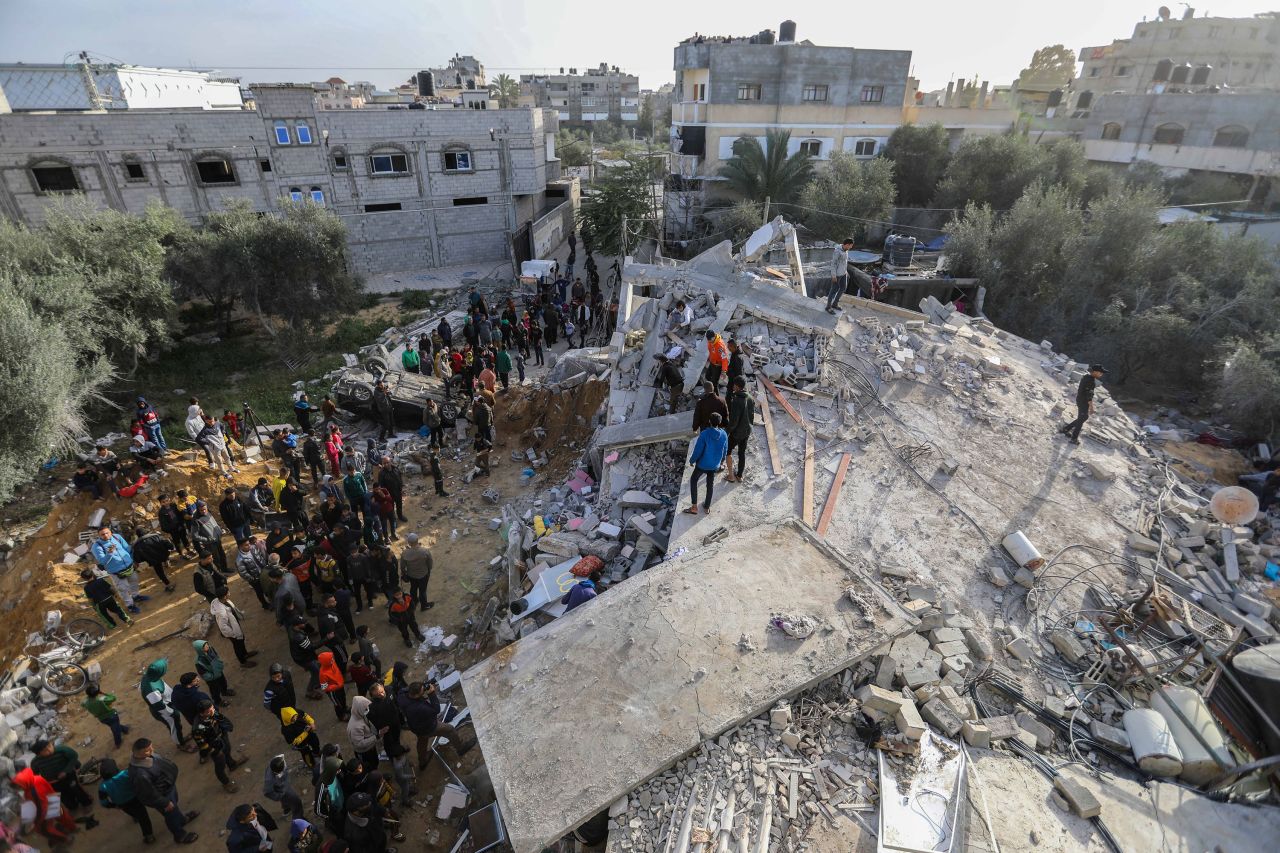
[99,770,135,806]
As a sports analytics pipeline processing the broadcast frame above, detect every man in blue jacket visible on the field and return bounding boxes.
[684,412,728,516]
[91,526,147,613]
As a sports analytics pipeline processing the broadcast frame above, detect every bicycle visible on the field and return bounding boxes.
[17,612,106,696]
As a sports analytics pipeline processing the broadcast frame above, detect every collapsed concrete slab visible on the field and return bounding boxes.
[461,521,915,853]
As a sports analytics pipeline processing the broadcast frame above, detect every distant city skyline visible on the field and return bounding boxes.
[1,0,1274,94]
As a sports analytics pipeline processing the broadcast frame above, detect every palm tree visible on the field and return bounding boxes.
[491,74,520,109]
[717,129,815,207]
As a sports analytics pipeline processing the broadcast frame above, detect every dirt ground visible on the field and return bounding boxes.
[2,376,606,852]
[1157,439,1252,486]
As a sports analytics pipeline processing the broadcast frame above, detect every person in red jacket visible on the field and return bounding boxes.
[317,651,349,721]
[14,764,86,843]
[388,590,425,648]
[704,330,729,392]
[371,485,397,542]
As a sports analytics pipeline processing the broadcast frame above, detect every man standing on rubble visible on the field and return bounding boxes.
[685,412,728,516]
[704,329,730,391]
[1059,364,1106,445]
[827,238,853,313]
[372,382,396,441]
[692,381,728,433]
[654,354,684,413]
[724,376,756,483]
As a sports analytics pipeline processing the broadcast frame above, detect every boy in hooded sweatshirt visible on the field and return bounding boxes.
[140,659,196,752]
[345,695,380,771]
[317,650,349,721]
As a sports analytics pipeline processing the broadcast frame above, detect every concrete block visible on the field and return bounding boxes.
[941,655,972,676]
[1233,592,1271,619]
[618,490,662,509]
[962,721,991,749]
[1013,728,1040,751]
[928,627,964,646]
[1048,630,1089,664]
[895,701,926,740]
[1016,713,1054,750]
[1127,532,1160,554]
[962,628,993,661]
[1013,567,1037,588]
[988,560,1008,589]
[780,729,801,750]
[629,516,654,536]
[1053,776,1101,819]
[855,684,909,714]
[596,522,622,539]
[921,698,963,737]
[1089,720,1131,753]
[1005,637,1033,662]
[874,655,897,689]
[1176,535,1206,549]
[933,640,968,659]
[770,704,792,729]
[901,660,943,689]
[982,714,1020,741]
[1043,696,1068,719]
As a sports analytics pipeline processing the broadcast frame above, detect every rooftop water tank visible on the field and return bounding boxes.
[757,29,775,45]
[779,20,796,43]
[890,235,917,267]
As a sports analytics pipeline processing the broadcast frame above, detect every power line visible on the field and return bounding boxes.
[771,201,950,234]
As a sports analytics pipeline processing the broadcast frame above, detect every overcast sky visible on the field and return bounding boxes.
[1,0,1273,92]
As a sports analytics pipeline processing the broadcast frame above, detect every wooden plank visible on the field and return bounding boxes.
[816,452,852,537]
[777,385,816,398]
[760,374,804,425]
[802,430,816,527]
[757,380,783,477]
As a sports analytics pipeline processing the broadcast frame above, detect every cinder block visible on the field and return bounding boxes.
[921,698,963,737]
[1053,776,1101,818]
[961,721,991,749]
[982,714,1020,741]
[855,684,908,714]
[1049,630,1089,664]
[874,654,897,689]
[1089,720,1131,752]
[1016,713,1055,750]
[929,627,964,646]
[895,701,926,740]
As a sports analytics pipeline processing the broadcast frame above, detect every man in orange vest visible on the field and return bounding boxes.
[704,329,729,392]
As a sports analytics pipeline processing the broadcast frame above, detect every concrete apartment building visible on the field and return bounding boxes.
[429,54,487,100]
[520,64,640,125]
[0,77,574,275]
[314,78,376,110]
[1070,10,1280,205]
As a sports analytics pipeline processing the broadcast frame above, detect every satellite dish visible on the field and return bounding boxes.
[1209,486,1259,525]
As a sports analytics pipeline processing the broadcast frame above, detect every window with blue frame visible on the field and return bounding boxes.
[296,125,313,144]
[288,188,304,202]
[310,188,324,204]
[274,125,291,145]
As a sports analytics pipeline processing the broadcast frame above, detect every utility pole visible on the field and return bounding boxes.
[762,196,771,225]
[494,129,518,278]
[620,215,628,260]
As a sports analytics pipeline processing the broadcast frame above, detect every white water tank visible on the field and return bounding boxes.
[1150,685,1233,784]
[1001,530,1044,570]
[1124,709,1183,777]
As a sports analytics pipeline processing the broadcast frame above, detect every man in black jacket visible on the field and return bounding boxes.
[193,555,228,602]
[219,488,252,544]
[366,682,404,758]
[397,680,473,771]
[279,480,307,532]
[724,376,756,483]
[372,382,395,441]
[262,663,298,716]
[654,354,684,412]
[127,738,199,844]
[132,526,176,592]
[377,457,408,522]
[190,700,241,792]
[288,619,323,699]
[1059,364,1106,445]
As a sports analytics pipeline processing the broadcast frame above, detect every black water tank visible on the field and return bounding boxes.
[779,20,796,43]
[416,71,435,97]
[1046,88,1063,108]
[758,29,775,45]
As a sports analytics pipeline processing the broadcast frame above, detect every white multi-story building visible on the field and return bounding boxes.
[521,64,640,125]
[0,62,243,111]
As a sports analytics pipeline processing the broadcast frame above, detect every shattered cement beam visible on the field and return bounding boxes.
[594,411,693,451]
[461,521,916,853]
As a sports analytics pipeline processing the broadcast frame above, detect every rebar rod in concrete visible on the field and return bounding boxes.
[716,788,737,853]
[674,783,699,853]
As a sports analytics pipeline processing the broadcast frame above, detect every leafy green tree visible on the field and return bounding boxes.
[167,201,363,336]
[1216,342,1280,437]
[0,198,181,372]
[0,278,112,503]
[1168,172,1251,206]
[717,129,815,207]
[883,123,950,206]
[1017,45,1077,87]
[934,134,1052,210]
[556,129,591,167]
[714,200,765,247]
[799,152,895,243]
[491,73,520,108]
[577,158,656,256]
